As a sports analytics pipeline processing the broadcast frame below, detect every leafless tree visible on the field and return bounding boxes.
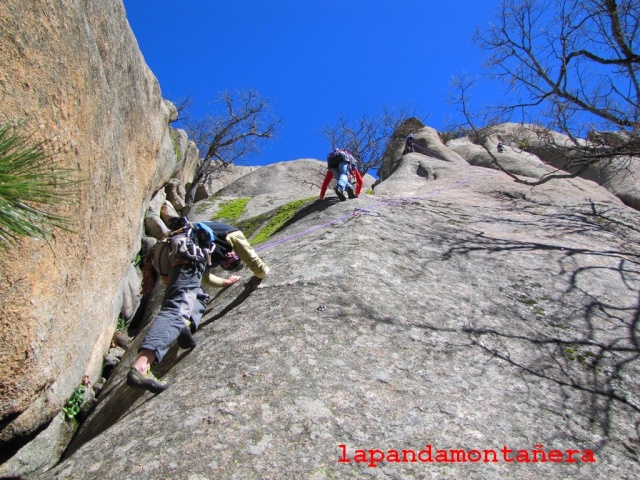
[184,90,280,204]
[449,0,639,186]
[320,104,420,175]
[171,95,194,124]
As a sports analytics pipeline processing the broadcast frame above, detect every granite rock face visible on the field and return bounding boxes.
[194,163,260,203]
[192,159,376,222]
[446,123,640,211]
[0,0,191,460]
[1,2,639,478]
[44,152,640,479]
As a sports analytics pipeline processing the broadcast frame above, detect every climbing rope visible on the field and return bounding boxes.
[411,142,431,155]
[255,169,494,252]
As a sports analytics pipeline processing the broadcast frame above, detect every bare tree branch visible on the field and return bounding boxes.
[450,0,639,186]
[183,89,281,204]
[171,95,194,124]
[320,105,423,175]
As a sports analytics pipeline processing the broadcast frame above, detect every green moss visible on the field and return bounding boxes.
[212,197,251,221]
[564,344,603,369]
[516,297,537,306]
[566,346,576,361]
[169,128,182,162]
[236,212,269,239]
[365,188,374,195]
[249,197,316,244]
[548,321,568,329]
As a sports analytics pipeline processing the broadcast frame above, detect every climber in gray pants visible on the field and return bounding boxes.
[127,261,207,393]
[127,217,268,394]
[140,263,206,361]
[127,218,213,394]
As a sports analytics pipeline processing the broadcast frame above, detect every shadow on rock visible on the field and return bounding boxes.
[273,197,346,235]
[61,344,193,461]
[428,201,640,453]
[200,276,263,328]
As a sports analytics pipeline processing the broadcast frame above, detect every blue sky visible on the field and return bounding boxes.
[122,1,502,168]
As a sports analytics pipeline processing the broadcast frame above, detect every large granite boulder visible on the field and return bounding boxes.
[448,123,640,211]
[194,163,260,202]
[447,136,557,179]
[1,1,638,477]
[43,154,640,479]
[0,0,189,463]
[192,159,376,221]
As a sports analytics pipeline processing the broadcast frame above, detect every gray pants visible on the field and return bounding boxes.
[141,263,206,363]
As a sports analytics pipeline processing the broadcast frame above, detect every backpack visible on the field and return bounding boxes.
[327,149,356,169]
[152,240,172,280]
[151,220,214,281]
[194,221,241,268]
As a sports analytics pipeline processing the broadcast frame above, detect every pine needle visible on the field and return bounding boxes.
[0,124,81,248]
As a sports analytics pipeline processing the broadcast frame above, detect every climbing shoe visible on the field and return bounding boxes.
[177,325,197,349]
[127,367,168,393]
[335,187,346,202]
[346,186,356,199]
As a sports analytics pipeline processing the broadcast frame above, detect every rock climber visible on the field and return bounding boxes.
[319,148,363,201]
[127,218,269,393]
